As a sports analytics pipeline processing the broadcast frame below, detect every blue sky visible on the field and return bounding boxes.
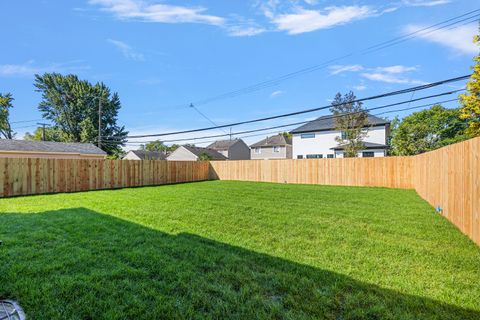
[0,0,478,147]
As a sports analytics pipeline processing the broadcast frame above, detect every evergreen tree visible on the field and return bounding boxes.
[0,93,14,139]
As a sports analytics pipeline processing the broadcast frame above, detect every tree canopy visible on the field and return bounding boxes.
[459,29,480,137]
[0,93,14,139]
[33,73,128,156]
[390,105,469,156]
[140,140,180,152]
[330,91,368,157]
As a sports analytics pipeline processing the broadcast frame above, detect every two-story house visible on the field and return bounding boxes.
[290,115,390,159]
[250,134,292,160]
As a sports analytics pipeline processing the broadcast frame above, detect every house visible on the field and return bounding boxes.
[122,150,166,160]
[250,134,292,160]
[290,114,390,159]
[166,145,227,161]
[206,139,250,160]
[0,140,106,159]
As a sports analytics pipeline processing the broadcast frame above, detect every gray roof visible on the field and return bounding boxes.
[183,145,227,160]
[207,139,241,150]
[0,139,106,155]
[290,114,389,134]
[127,150,166,160]
[250,135,292,148]
[331,142,389,150]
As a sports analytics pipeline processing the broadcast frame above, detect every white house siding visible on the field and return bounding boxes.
[292,125,388,159]
[250,145,291,160]
[166,146,198,161]
[334,149,386,158]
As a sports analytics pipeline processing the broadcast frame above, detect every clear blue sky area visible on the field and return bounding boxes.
[1,0,478,147]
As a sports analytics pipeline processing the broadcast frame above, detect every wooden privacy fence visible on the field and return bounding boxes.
[0,159,209,197]
[210,137,480,246]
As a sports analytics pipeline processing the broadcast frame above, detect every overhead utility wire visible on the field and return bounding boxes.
[113,75,469,139]
[184,10,479,107]
[104,89,463,145]
[111,97,460,147]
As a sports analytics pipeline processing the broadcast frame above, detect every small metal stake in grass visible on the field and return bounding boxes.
[0,300,26,320]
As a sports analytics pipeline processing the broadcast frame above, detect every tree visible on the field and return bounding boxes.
[198,152,212,161]
[329,91,368,157]
[24,127,64,142]
[34,73,128,156]
[390,105,469,156]
[459,29,480,137]
[0,93,14,139]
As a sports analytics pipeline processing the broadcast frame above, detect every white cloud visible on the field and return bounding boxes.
[90,0,225,25]
[353,84,367,91]
[0,61,90,77]
[404,23,477,54]
[402,0,450,7]
[270,6,376,34]
[329,64,364,75]
[270,90,283,98]
[375,65,417,73]
[361,72,426,85]
[328,63,425,85]
[107,39,145,61]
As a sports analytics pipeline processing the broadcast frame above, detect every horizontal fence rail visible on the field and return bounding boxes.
[210,137,480,246]
[0,159,209,197]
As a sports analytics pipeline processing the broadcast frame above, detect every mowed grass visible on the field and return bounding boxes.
[0,181,479,319]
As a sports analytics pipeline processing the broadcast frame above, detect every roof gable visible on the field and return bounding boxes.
[290,114,389,134]
[0,140,106,155]
[207,139,241,150]
[250,135,292,148]
[183,146,227,160]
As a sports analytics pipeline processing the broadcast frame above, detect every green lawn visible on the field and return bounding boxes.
[0,181,479,319]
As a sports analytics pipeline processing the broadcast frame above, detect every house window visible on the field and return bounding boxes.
[273,146,280,153]
[254,147,261,154]
[297,155,303,159]
[306,154,323,159]
[341,131,347,140]
[327,154,334,158]
[362,151,374,158]
[301,133,315,139]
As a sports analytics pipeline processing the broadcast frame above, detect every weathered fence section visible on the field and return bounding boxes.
[209,157,415,189]
[0,159,209,197]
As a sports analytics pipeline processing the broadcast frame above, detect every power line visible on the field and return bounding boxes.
[10,119,43,124]
[176,10,479,107]
[113,97,460,147]
[114,75,469,139]
[106,92,462,146]
[189,103,228,134]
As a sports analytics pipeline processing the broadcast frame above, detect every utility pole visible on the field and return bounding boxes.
[98,98,102,149]
[37,123,49,141]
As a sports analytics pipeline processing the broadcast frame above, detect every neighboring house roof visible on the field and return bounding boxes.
[250,135,292,148]
[207,139,241,151]
[125,150,166,160]
[0,139,106,155]
[330,142,389,150]
[183,145,227,160]
[290,114,389,134]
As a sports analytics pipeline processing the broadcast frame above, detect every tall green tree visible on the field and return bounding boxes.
[139,140,180,152]
[34,73,128,156]
[330,91,368,157]
[390,105,469,156]
[459,28,480,137]
[0,93,14,139]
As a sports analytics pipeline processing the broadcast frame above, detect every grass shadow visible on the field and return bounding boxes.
[0,208,478,319]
